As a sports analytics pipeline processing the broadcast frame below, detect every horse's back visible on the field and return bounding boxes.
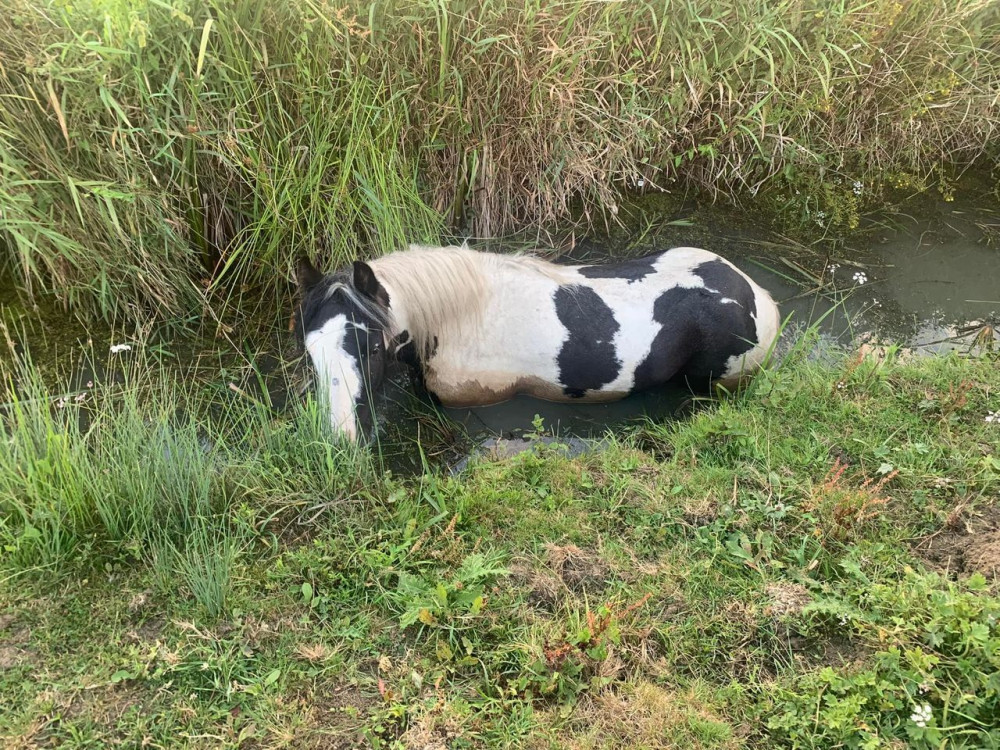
[569,246,780,392]
[400,244,779,405]
[655,247,780,386]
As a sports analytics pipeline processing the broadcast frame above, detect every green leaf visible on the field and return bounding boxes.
[21,524,41,540]
[301,581,313,603]
[263,668,281,687]
[966,572,987,590]
[434,582,449,606]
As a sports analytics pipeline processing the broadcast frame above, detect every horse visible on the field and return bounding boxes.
[295,244,780,442]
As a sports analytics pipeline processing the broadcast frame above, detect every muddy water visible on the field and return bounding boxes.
[2,185,998,463]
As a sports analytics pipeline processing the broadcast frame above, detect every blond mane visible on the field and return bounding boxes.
[370,244,571,358]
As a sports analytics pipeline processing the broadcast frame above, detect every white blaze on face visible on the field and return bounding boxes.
[305,314,363,442]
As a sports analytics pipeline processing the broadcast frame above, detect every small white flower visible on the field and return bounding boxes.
[838,615,848,626]
[636,178,645,188]
[816,210,827,219]
[829,263,840,272]
[986,411,998,424]
[55,398,67,409]
[852,271,868,285]
[910,702,933,728]
[853,180,863,196]
[110,343,132,354]
[918,682,931,695]
[837,381,846,390]
[86,380,93,388]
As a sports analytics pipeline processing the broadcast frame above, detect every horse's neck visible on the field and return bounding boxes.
[371,246,493,358]
[373,247,569,360]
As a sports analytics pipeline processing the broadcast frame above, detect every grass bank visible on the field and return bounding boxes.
[2,0,999,318]
[2,341,998,747]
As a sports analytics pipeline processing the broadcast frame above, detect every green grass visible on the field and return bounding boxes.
[2,339,998,747]
[2,0,999,318]
[3,2,998,745]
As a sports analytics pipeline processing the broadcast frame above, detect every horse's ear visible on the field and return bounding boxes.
[296,256,324,296]
[353,260,390,308]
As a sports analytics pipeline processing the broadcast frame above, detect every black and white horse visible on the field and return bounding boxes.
[295,244,780,441]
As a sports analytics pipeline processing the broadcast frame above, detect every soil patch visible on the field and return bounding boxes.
[283,681,376,749]
[765,583,812,618]
[0,645,34,670]
[916,504,1000,579]
[545,543,610,593]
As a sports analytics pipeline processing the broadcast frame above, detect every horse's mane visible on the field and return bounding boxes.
[371,244,571,358]
[300,269,393,335]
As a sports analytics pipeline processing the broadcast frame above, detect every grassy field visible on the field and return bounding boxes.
[1,338,998,748]
[2,0,999,318]
[2,1,1000,746]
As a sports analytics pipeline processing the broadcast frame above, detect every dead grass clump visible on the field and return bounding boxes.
[545,543,610,593]
[399,700,467,750]
[765,582,812,618]
[535,681,739,749]
[511,560,563,609]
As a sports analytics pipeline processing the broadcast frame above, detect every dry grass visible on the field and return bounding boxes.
[536,681,741,749]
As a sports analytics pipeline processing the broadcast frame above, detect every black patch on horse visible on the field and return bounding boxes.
[554,285,622,397]
[694,260,757,319]
[632,260,759,392]
[392,330,418,366]
[353,260,391,309]
[392,330,438,376]
[298,272,351,335]
[578,253,658,284]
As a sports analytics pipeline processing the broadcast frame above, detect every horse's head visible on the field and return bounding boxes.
[295,257,392,442]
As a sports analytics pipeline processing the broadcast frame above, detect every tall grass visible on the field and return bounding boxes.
[0,343,379,614]
[1,0,998,318]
